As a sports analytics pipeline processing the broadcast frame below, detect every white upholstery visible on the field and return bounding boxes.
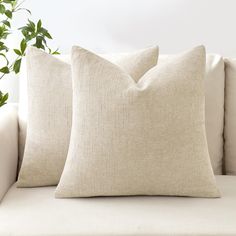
[0,54,235,236]
[224,58,236,175]
[0,52,234,236]
[0,176,236,236]
[0,104,18,202]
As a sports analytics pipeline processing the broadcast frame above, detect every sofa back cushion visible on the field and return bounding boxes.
[224,58,236,175]
[18,53,225,175]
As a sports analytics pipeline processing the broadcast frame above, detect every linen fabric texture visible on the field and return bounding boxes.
[18,54,225,176]
[159,55,225,174]
[17,46,158,187]
[56,45,220,198]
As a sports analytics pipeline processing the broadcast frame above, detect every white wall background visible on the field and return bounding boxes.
[2,0,236,102]
[20,0,236,55]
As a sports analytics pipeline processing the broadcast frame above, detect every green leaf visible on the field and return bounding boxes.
[0,4,6,14]
[13,59,22,74]
[39,27,52,39]
[0,92,8,107]
[44,31,52,39]
[3,0,16,3]
[0,42,8,52]
[20,39,27,54]
[28,19,35,30]
[15,8,31,14]
[0,26,9,39]
[21,20,35,35]
[34,36,45,49]
[19,26,30,31]
[10,0,18,8]
[0,52,9,64]
[1,32,10,39]
[14,48,22,56]
[37,19,42,30]
[52,48,60,55]
[21,28,28,37]
[2,20,10,28]
[5,10,12,18]
[0,66,10,74]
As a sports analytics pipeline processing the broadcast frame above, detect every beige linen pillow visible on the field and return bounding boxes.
[18,54,225,176]
[17,46,158,187]
[56,45,220,198]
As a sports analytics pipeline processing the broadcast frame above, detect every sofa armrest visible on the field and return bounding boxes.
[0,104,18,202]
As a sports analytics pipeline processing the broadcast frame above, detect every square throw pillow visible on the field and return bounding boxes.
[17,46,158,187]
[56,45,220,198]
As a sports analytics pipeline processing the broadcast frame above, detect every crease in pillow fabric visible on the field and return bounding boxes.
[55,45,220,198]
[17,46,158,187]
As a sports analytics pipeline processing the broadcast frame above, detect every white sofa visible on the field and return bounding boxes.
[0,55,236,235]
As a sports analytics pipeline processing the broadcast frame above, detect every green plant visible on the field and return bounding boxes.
[0,90,8,106]
[0,0,59,107]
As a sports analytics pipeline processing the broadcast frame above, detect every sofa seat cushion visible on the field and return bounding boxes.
[0,176,236,236]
